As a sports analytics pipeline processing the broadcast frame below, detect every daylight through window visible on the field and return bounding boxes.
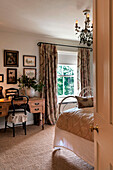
[57,64,77,97]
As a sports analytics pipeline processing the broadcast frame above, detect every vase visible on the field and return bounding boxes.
[26,87,35,98]
[19,88,26,96]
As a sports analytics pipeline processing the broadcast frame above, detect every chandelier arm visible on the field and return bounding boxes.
[75,9,93,46]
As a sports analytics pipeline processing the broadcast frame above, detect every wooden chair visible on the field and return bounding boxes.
[5,88,19,99]
[5,96,29,137]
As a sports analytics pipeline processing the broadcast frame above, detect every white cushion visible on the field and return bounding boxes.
[7,114,27,124]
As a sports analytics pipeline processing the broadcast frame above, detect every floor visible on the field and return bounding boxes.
[0,125,94,170]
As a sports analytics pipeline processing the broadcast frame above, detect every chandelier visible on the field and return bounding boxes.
[75,9,93,46]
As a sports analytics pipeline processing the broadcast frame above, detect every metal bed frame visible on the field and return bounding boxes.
[54,86,94,166]
[58,86,93,115]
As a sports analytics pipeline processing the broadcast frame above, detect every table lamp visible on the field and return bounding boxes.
[0,86,4,99]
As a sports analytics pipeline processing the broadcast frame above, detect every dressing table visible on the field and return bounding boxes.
[0,97,45,129]
[0,99,11,117]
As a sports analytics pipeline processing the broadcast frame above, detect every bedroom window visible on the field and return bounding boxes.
[57,64,77,97]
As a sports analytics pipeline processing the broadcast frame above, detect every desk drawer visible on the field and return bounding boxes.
[0,111,3,116]
[30,106,42,113]
[0,108,8,117]
[29,100,43,107]
[0,105,8,109]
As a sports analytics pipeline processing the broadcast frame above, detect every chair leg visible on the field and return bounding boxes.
[4,120,7,132]
[13,123,15,137]
[23,122,25,129]
[24,122,26,135]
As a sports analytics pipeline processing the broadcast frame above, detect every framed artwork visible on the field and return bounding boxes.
[0,74,4,82]
[7,68,17,84]
[23,55,36,67]
[23,68,36,79]
[4,50,19,67]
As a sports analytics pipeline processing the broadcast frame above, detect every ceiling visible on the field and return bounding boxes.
[0,0,93,41]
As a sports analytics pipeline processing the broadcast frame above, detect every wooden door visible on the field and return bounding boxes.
[93,0,113,169]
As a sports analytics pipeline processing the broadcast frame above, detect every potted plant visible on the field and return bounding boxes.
[17,75,43,97]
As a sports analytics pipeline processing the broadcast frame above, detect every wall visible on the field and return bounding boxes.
[0,30,82,128]
[0,30,93,128]
[0,31,40,128]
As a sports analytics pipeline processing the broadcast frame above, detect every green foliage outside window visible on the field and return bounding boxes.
[64,77,74,95]
[57,65,75,96]
[63,66,74,75]
[57,77,63,95]
[57,65,62,75]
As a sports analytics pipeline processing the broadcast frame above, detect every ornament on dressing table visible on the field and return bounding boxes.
[0,86,4,99]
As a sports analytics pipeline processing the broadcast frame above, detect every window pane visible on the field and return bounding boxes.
[57,77,63,95]
[64,77,74,95]
[63,66,74,75]
[57,65,62,75]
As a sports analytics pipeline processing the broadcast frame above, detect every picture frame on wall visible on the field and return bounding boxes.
[7,68,17,84]
[4,50,19,67]
[23,55,36,67]
[0,74,4,82]
[23,68,36,79]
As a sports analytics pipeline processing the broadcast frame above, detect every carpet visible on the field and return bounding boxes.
[0,125,94,170]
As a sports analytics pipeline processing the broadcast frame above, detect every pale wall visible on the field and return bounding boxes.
[0,31,40,128]
[0,31,93,129]
[0,31,82,129]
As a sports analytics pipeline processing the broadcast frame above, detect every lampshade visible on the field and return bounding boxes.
[0,74,4,82]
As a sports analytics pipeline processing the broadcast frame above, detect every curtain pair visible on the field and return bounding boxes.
[39,44,91,124]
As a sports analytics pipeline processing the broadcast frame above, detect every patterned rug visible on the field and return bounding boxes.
[0,125,94,170]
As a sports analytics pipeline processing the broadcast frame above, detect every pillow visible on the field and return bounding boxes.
[75,96,93,108]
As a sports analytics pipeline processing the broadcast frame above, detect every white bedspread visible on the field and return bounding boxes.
[54,126,94,166]
[56,107,94,142]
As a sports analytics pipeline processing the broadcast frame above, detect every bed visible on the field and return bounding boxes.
[53,87,94,166]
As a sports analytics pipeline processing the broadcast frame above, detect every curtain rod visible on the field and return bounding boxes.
[37,42,93,51]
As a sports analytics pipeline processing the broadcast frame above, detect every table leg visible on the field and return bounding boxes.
[42,112,45,130]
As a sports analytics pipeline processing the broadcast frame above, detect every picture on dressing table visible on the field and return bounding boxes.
[4,50,19,67]
[7,68,17,84]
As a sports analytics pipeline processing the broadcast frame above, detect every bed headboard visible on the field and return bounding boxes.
[79,86,93,97]
[58,86,93,115]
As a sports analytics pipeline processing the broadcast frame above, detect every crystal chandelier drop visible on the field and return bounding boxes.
[75,9,93,46]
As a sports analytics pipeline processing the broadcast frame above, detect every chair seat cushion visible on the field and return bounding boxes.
[7,113,27,124]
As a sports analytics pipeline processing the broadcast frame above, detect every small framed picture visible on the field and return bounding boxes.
[23,55,36,67]
[7,68,17,84]
[4,50,19,67]
[23,68,36,79]
[0,74,4,82]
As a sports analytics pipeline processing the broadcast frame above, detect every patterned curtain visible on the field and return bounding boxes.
[39,44,58,125]
[77,48,91,94]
